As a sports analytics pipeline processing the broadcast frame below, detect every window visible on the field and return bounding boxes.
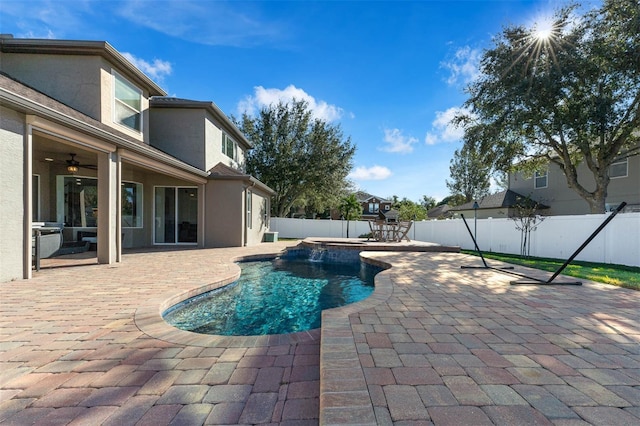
[609,157,628,178]
[222,134,238,161]
[122,182,143,228]
[534,170,548,189]
[113,71,142,131]
[369,202,380,213]
[247,190,253,229]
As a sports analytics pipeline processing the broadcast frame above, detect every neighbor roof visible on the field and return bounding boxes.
[355,191,390,203]
[452,190,549,210]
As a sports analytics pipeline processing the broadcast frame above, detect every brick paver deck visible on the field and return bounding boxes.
[1,243,638,425]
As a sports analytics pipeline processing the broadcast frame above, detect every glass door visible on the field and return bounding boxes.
[154,187,197,244]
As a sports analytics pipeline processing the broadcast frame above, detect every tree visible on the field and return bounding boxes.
[338,194,362,238]
[509,197,547,258]
[457,0,640,213]
[421,195,437,211]
[391,197,427,221]
[446,145,491,203]
[437,194,466,207]
[237,100,356,217]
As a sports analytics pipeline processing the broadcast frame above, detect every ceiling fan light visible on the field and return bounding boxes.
[67,164,79,174]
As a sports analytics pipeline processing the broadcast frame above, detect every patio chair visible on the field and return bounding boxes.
[394,221,412,242]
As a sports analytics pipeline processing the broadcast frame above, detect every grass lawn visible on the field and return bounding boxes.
[462,250,639,291]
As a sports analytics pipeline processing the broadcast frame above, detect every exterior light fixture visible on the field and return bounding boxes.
[66,153,80,174]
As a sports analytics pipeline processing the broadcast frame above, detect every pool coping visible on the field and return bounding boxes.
[134,247,394,350]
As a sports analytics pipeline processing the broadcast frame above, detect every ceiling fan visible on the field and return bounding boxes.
[65,153,97,173]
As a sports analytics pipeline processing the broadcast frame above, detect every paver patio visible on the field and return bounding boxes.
[1,242,638,425]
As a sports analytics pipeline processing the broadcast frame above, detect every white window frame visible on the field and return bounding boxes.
[247,190,253,229]
[609,157,628,179]
[222,133,238,162]
[112,70,142,132]
[534,170,548,189]
[121,181,144,228]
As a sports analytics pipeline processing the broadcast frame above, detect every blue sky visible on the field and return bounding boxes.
[2,0,598,203]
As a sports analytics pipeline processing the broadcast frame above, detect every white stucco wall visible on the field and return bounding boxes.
[0,107,26,282]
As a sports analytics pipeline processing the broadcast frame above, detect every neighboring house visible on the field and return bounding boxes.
[508,151,640,215]
[0,36,274,282]
[426,204,453,220]
[450,190,548,220]
[355,191,392,220]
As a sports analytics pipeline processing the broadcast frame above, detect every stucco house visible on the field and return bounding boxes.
[508,150,639,215]
[0,36,274,282]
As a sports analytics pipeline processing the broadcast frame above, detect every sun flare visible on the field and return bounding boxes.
[533,16,555,41]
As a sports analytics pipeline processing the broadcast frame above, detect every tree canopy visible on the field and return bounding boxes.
[456,0,640,213]
[446,144,491,203]
[236,100,356,217]
[390,197,427,221]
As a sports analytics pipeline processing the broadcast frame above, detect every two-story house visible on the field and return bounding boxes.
[508,151,640,215]
[0,36,274,282]
[355,191,392,220]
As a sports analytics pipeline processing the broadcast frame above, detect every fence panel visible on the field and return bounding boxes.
[269,212,639,267]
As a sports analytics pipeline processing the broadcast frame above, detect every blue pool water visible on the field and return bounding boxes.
[163,258,381,336]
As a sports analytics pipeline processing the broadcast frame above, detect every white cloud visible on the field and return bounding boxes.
[424,106,472,145]
[348,165,392,181]
[121,53,172,82]
[117,0,284,48]
[380,128,418,154]
[442,46,481,86]
[237,85,344,122]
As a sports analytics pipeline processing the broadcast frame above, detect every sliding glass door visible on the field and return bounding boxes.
[154,187,197,244]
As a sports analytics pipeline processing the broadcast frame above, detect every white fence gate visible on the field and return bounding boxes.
[269,212,640,267]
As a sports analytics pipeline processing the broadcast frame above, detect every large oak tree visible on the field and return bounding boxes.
[457,0,639,213]
[237,100,355,217]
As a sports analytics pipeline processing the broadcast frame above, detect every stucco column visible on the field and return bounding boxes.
[23,117,34,279]
[198,183,205,248]
[97,151,120,264]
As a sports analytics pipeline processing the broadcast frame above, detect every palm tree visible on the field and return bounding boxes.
[339,194,362,238]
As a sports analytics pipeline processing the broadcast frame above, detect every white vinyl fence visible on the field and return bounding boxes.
[269,212,640,267]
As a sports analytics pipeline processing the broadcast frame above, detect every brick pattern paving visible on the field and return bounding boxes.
[320,251,640,425]
[1,244,639,425]
[1,243,320,425]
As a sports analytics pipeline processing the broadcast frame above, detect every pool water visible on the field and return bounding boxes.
[163,258,381,336]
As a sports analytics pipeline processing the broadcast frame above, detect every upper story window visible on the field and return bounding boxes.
[534,170,548,189]
[222,134,238,161]
[369,202,380,213]
[609,157,628,178]
[113,71,142,132]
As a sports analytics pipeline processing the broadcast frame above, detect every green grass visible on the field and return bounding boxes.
[461,250,640,290]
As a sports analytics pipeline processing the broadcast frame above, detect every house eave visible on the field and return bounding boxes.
[1,85,208,180]
[0,37,166,96]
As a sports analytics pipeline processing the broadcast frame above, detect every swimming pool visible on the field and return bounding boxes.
[163,257,382,336]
